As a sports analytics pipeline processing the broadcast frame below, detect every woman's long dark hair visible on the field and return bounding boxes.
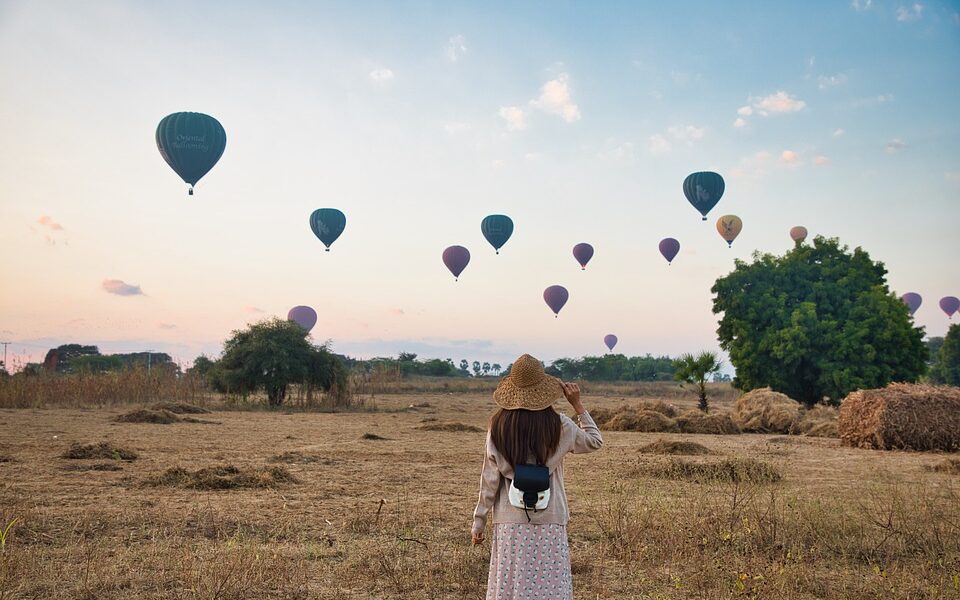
[490,407,561,468]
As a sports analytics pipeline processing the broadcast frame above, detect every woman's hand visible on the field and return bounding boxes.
[472,529,485,545]
[561,381,585,414]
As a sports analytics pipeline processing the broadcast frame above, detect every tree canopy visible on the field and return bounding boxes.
[673,351,723,412]
[712,236,927,405]
[929,324,960,385]
[213,318,347,406]
[549,354,675,381]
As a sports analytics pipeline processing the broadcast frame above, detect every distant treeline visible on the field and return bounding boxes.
[18,344,177,375]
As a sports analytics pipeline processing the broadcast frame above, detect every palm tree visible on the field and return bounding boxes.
[673,351,723,412]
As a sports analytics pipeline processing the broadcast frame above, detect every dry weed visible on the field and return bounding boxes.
[638,438,712,455]
[62,442,138,461]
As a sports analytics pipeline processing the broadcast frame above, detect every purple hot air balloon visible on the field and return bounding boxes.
[287,305,317,332]
[442,245,470,281]
[901,293,922,316]
[572,243,594,270]
[940,296,960,319]
[659,238,680,265]
[604,334,618,352]
[543,285,569,317]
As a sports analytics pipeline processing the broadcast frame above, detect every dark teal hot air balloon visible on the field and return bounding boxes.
[481,215,514,254]
[682,171,725,221]
[156,112,226,195]
[309,208,346,251]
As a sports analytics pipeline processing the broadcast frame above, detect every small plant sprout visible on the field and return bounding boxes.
[0,517,18,551]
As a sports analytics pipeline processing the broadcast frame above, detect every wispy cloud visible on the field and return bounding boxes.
[817,74,847,90]
[158,323,177,330]
[885,138,908,153]
[37,215,64,231]
[833,128,846,137]
[596,140,635,161]
[443,122,470,134]
[498,106,527,130]
[781,150,801,166]
[946,171,960,184]
[445,35,467,62]
[531,73,581,123]
[243,306,265,314]
[814,155,830,166]
[102,279,143,296]
[734,91,806,127]
[667,125,705,144]
[851,0,873,11]
[369,67,394,83]
[896,3,923,22]
[648,134,671,155]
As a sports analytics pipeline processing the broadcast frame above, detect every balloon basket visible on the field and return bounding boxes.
[325,248,330,252]
[701,217,707,221]
[188,187,194,196]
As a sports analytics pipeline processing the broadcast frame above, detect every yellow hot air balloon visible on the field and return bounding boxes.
[716,215,742,247]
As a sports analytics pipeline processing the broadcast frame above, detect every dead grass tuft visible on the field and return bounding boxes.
[268,451,336,465]
[62,441,138,461]
[676,409,741,435]
[638,438,712,455]
[150,401,211,414]
[640,457,782,483]
[362,432,389,440]
[146,464,298,489]
[115,409,180,424]
[926,458,960,475]
[416,422,483,432]
[62,462,123,472]
[839,383,960,451]
[0,454,12,463]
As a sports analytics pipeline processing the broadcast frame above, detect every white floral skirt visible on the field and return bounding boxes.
[486,523,572,600]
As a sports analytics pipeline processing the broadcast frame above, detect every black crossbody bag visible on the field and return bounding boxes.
[508,464,551,522]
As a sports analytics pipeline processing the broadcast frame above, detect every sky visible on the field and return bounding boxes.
[1,0,959,371]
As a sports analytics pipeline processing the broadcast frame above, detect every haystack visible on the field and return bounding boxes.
[604,409,679,433]
[734,388,801,433]
[838,383,960,452]
[638,438,711,455]
[676,410,740,435]
[791,405,839,438]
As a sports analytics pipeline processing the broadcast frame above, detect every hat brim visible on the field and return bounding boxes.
[493,375,564,411]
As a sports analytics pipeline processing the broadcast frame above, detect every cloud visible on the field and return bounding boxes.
[443,122,470,134]
[243,306,265,314]
[817,74,847,90]
[445,35,467,62]
[781,150,801,165]
[102,279,143,296]
[524,152,542,161]
[885,138,907,153]
[389,308,405,317]
[498,106,527,130]
[667,125,705,144]
[814,155,830,166]
[734,91,805,127]
[833,128,846,137]
[648,134,671,155]
[531,73,581,123]
[158,323,177,330]
[37,215,64,231]
[946,171,960,184]
[851,0,873,11]
[896,3,923,21]
[369,67,394,83]
[596,141,635,161]
[730,151,774,181]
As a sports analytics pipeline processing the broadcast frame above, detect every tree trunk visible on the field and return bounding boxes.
[698,379,709,413]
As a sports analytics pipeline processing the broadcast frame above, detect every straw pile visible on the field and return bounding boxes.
[838,383,960,452]
[675,410,740,435]
[791,405,839,438]
[734,388,801,433]
[604,409,680,433]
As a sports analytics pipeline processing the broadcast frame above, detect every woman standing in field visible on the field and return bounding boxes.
[472,354,603,599]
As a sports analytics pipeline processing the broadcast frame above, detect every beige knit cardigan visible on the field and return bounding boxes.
[472,412,603,535]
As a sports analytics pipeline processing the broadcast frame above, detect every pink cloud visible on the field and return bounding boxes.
[37,215,64,231]
[102,279,143,296]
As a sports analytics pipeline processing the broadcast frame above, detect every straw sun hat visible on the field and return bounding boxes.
[493,354,565,411]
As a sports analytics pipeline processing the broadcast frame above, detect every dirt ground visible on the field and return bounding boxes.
[0,392,958,599]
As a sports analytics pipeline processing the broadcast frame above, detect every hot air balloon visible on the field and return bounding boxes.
[683,171,725,220]
[604,334,618,352]
[156,112,226,195]
[901,293,922,316]
[287,306,317,332]
[940,296,960,319]
[573,243,594,270]
[309,209,346,251]
[790,226,808,244]
[481,215,514,254]
[716,215,743,247]
[442,246,470,281]
[543,285,569,317]
[659,238,680,265]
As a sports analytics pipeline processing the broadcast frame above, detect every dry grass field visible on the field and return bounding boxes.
[1,386,958,599]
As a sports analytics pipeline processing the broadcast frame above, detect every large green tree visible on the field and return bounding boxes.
[712,236,927,405]
[929,324,960,385]
[215,318,347,406]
